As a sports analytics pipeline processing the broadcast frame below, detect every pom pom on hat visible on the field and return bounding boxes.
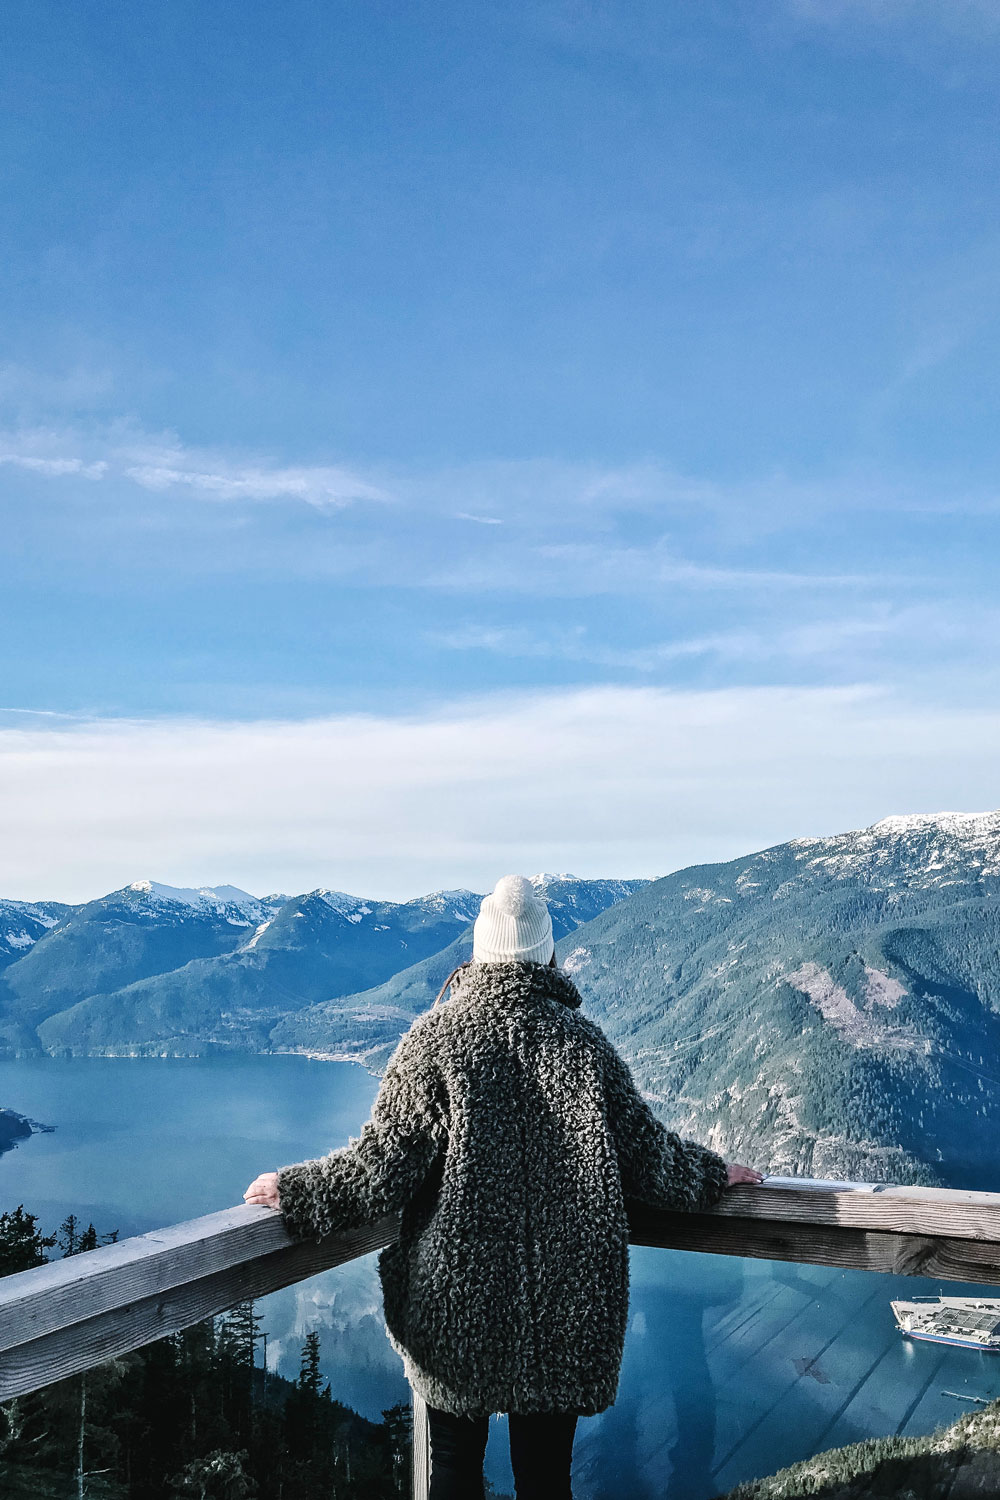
[473,874,554,965]
[491,874,534,917]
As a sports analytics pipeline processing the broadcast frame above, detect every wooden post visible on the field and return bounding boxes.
[411,1386,430,1500]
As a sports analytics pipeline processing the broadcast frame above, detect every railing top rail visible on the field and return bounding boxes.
[5,1176,1000,1403]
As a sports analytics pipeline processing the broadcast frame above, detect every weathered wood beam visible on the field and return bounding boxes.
[5,1179,1000,1407]
[710,1179,1000,1243]
[630,1179,1000,1283]
[0,1208,398,1402]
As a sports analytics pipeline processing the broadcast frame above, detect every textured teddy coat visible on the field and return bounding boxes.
[276,961,729,1417]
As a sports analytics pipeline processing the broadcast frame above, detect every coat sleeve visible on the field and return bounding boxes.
[276,1022,448,1240]
[600,1037,729,1212]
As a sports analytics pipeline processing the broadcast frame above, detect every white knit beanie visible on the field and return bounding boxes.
[473,875,554,965]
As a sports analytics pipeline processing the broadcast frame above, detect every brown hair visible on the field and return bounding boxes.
[433,951,558,1007]
[433,961,472,1007]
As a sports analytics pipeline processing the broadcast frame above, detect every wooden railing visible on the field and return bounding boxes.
[5,1178,1000,1498]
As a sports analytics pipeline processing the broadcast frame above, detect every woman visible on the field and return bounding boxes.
[245,875,762,1499]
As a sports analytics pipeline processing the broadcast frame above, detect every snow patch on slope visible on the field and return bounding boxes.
[242,920,273,951]
[3,930,35,950]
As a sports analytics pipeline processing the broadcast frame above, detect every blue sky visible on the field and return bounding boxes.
[3,0,1000,898]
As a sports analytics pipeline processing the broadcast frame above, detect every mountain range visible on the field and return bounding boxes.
[0,876,644,1058]
[4,812,1000,1187]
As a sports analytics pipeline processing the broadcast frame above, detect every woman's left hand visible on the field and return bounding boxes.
[244,1171,281,1209]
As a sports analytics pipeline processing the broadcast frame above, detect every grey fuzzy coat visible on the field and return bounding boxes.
[276,961,728,1417]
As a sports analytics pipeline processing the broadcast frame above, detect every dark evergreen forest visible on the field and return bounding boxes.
[0,1205,415,1499]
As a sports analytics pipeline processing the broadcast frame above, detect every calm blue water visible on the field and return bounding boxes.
[3,1056,999,1499]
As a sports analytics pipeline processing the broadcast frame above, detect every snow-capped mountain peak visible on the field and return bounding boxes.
[314,889,374,921]
[868,810,1000,839]
[408,889,482,920]
[122,881,273,924]
[782,808,1000,889]
[128,879,258,906]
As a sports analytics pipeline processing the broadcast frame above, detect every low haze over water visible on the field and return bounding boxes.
[4,1055,999,1498]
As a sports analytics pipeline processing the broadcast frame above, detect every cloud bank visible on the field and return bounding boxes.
[2,684,998,902]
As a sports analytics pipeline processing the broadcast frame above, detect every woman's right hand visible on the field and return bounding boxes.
[726,1163,764,1186]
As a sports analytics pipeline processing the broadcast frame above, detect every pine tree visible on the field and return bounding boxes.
[380,1403,412,1497]
[58,1213,80,1256]
[298,1332,322,1397]
[0,1205,56,1275]
[220,1301,263,1373]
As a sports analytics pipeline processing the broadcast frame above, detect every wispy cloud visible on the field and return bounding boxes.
[120,438,387,507]
[439,540,897,596]
[0,451,108,479]
[3,685,999,902]
[433,608,953,670]
[0,427,386,510]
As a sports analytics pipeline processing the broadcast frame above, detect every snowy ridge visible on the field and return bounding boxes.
[123,881,272,924]
[779,809,1000,887]
[0,900,62,927]
[870,810,1000,838]
[408,889,482,920]
[314,889,374,921]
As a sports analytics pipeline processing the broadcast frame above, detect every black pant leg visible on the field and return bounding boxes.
[508,1412,578,1500]
[427,1405,490,1500]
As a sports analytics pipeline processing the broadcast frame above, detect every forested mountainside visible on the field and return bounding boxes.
[7,816,1000,1186]
[719,1395,1000,1499]
[279,813,1000,1189]
[566,811,1000,1187]
[0,876,642,1057]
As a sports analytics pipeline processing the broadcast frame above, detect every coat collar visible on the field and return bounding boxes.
[450,960,583,1010]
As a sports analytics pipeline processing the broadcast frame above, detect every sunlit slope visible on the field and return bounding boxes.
[559,813,1000,1186]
